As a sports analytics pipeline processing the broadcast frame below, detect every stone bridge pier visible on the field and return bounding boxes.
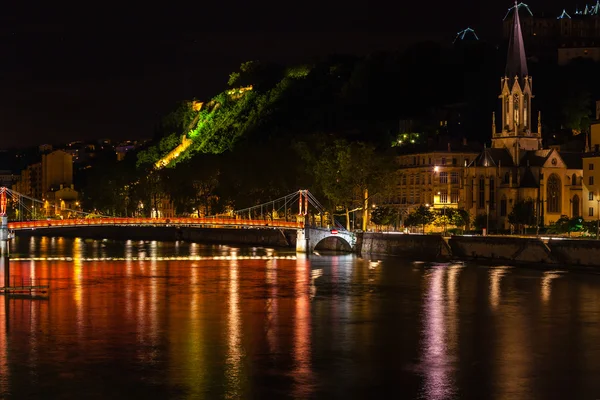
[1,217,9,255]
[296,227,356,253]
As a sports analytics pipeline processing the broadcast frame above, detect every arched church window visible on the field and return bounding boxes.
[523,94,529,128]
[547,174,561,214]
[478,176,485,209]
[513,94,520,127]
[489,177,495,210]
[500,195,507,216]
[504,172,510,184]
[572,173,577,186]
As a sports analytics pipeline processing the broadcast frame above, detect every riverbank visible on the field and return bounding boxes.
[16,226,600,268]
[358,232,600,268]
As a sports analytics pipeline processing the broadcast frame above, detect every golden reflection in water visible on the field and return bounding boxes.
[0,297,8,395]
[489,267,509,309]
[421,267,454,400]
[293,256,314,398]
[73,238,84,336]
[125,240,133,318]
[494,280,531,400]
[149,256,158,345]
[137,261,147,350]
[186,262,204,397]
[190,243,198,257]
[265,259,279,358]
[29,236,35,255]
[225,259,243,399]
[57,237,65,255]
[39,236,48,254]
[541,272,562,303]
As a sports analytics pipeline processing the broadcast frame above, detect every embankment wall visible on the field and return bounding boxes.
[359,233,450,260]
[359,233,600,267]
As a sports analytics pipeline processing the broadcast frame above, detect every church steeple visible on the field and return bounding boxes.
[505,1,528,84]
[492,1,541,165]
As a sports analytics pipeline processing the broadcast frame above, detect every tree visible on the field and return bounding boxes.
[562,87,592,135]
[548,215,584,236]
[371,206,397,230]
[433,210,451,236]
[508,199,536,234]
[451,209,471,233]
[309,139,396,230]
[473,213,488,232]
[404,205,435,234]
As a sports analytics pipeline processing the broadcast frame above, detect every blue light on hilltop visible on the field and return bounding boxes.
[557,9,571,19]
[453,28,480,44]
[503,3,534,21]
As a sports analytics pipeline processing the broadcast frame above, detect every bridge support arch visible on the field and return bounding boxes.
[296,227,356,253]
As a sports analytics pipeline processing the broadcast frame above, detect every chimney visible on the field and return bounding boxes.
[447,143,451,152]
[462,137,467,146]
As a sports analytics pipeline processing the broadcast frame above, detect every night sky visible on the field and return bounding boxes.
[0,0,578,148]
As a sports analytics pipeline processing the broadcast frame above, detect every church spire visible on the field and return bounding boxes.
[506,1,528,82]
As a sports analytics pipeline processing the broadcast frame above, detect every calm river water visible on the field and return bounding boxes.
[1,236,600,399]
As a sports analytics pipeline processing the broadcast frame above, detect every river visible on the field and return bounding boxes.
[0,236,600,399]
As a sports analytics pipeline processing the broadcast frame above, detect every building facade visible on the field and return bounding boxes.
[583,119,600,219]
[396,147,480,213]
[14,150,78,217]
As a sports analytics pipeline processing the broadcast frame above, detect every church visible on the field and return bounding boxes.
[464,5,583,230]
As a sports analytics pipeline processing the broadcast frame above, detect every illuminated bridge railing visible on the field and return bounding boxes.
[8,217,304,230]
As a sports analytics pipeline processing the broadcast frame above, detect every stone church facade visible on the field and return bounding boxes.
[464,4,583,229]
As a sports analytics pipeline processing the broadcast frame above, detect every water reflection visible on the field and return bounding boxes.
[2,237,600,398]
[293,256,314,398]
[0,297,8,396]
[225,259,243,399]
[489,266,510,309]
[420,266,455,400]
[541,271,564,303]
[265,258,279,359]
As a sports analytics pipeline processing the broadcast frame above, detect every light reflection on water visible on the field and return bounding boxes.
[0,238,599,398]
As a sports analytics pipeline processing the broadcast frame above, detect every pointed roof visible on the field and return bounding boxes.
[506,1,528,84]
[520,168,539,188]
[469,148,515,167]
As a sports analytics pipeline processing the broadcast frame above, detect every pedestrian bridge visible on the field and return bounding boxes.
[1,188,354,254]
[7,217,303,231]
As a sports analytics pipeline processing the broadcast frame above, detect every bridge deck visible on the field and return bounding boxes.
[8,217,304,231]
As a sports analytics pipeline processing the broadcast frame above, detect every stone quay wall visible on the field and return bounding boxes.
[358,233,600,268]
[359,233,451,260]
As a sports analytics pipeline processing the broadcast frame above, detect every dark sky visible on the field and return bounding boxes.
[0,0,577,148]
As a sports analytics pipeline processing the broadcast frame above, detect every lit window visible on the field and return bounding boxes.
[590,192,594,201]
[440,172,448,183]
[440,191,448,203]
